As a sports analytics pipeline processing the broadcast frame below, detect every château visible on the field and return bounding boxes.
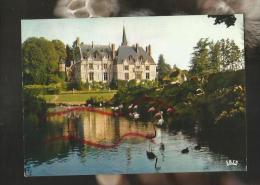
[65,26,157,83]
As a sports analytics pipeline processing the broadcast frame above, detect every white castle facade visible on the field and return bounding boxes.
[68,27,157,83]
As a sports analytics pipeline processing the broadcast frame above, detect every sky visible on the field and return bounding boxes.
[21,15,244,69]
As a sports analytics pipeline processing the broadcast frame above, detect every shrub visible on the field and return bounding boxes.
[66,81,82,90]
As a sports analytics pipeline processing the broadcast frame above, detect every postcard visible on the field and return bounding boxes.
[22,15,246,176]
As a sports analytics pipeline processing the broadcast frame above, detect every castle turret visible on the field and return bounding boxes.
[136,43,139,52]
[111,43,116,60]
[121,26,128,46]
[146,44,151,56]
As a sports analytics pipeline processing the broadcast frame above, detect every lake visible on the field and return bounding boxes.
[24,106,246,176]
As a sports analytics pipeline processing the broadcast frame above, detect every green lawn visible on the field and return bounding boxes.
[40,90,116,104]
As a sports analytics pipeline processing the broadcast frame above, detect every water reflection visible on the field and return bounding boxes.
[24,107,246,176]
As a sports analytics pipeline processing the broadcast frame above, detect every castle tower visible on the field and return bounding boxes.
[121,26,128,46]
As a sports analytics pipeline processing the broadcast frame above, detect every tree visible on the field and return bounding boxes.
[219,39,243,71]
[190,38,210,82]
[52,40,66,62]
[65,44,74,67]
[72,37,81,61]
[157,54,171,84]
[22,37,59,85]
[208,15,237,28]
[209,41,221,73]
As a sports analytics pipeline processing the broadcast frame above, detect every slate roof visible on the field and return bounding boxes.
[116,45,155,64]
[79,44,112,60]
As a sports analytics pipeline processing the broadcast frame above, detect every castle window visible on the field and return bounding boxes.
[146,73,150,80]
[146,66,149,70]
[104,72,108,81]
[104,64,108,69]
[128,55,132,60]
[124,65,129,71]
[125,73,129,80]
[89,72,94,81]
[89,63,93,70]
[136,73,142,80]
[139,56,143,61]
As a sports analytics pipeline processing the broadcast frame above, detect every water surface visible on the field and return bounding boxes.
[24,107,246,176]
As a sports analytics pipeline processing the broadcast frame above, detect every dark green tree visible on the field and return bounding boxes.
[72,37,81,61]
[209,41,221,73]
[219,39,243,71]
[65,44,74,67]
[52,40,67,62]
[208,15,237,27]
[190,38,210,82]
[22,37,59,85]
[157,54,171,84]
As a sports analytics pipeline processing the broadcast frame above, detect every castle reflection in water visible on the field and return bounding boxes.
[46,109,154,145]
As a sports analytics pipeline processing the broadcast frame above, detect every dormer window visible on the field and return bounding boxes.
[139,56,143,62]
[129,55,133,61]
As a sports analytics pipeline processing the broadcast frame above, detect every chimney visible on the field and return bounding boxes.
[111,43,115,60]
[136,43,139,52]
[147,45,151,56]
[92,41,94,48]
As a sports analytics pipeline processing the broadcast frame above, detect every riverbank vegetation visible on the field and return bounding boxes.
[111,38,246,159]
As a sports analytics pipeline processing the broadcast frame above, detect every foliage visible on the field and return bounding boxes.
[208,15,237,28]
[112,68,245,137]
[157,54,172,84]
[109,78,118,90]
[219,39,244,71]
[52,39,67,62]
[209,41,221,73]
[190,38,244,86]
[204,70,245,94]
[72,37,81,61]
[190,38,211,81]
[66,81,83,90]
[22,37,66,85]
[65,44,74,67]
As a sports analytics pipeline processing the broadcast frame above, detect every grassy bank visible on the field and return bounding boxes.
[40,90,117,105]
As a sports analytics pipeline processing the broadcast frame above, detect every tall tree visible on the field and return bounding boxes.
[219,39,243,71]
[209,41,221,73]
[52,40,67,62]
[22,37,59,85]
[190,38,210,82]
[65,44,74,66]
[157,54,171,84]
[72,37,81,61]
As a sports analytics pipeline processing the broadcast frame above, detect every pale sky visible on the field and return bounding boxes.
[21,15,244,69]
